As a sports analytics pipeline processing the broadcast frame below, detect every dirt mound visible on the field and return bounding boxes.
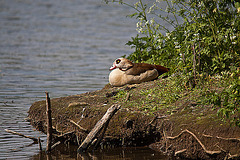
[28,78,240,159]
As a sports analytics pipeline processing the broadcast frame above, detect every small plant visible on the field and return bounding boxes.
[207,68,240,127]
[115,90,127,99]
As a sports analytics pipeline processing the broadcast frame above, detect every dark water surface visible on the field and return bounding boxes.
[0,0,167,159]
[31,145,167,160]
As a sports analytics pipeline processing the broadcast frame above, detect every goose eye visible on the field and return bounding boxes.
[116,59,121,64]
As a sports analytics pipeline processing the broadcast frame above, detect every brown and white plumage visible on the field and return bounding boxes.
[109,58,169,87]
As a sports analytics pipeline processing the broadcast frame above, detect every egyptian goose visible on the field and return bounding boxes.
[109,58,169,87]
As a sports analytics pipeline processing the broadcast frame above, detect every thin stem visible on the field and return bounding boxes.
[153,12,176,29]
[166,0,179,26]
[139,0,153,37]
[108,1,141,13]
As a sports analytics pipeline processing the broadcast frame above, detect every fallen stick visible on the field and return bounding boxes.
[68,119,89,134]
[46,92,53,153]
[93,119,110,149]
[167,129,222,155]
[5,129,38,143]
[77,104,121,152]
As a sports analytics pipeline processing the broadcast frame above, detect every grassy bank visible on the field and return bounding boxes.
[28,74,240,159]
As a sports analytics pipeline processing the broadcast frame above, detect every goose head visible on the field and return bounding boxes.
[109,58,133,71]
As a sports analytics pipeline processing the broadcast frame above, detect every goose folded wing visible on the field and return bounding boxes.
[125,63,156,76]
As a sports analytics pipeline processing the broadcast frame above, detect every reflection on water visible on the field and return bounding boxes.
[30,145,168,160]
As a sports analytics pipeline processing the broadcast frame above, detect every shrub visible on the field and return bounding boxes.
[105,0,240,126]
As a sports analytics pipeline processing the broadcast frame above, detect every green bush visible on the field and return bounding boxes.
[105,0,240,126]
[106,0,239,73]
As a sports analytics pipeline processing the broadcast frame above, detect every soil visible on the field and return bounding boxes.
[28,78,240,159]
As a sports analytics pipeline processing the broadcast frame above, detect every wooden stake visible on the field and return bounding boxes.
[77,104,121,152]
[45,92,52,153]
[38,137,42,151]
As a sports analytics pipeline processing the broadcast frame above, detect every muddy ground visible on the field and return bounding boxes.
[28,78,240,159]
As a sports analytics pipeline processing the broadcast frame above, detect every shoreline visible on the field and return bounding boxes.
[28,78,240,159]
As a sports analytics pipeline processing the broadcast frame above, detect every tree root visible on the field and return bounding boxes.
[167,129,222,155]
[68,119,89,134]
[216,136,240,142]
[203,133,240,142]
[174,149,187,156]
[228,153,240,159]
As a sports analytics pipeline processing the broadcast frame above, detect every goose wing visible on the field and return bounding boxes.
[125,63,168,76]
[125,63,156,75]
[153,64,169,75]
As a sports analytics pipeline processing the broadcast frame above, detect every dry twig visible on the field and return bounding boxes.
[5,129,38,142]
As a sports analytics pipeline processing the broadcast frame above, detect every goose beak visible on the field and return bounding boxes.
[109,65,116,71]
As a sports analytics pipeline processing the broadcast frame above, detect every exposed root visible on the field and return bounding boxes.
[51,141,61,150]
[56,131,75,138]
[167,129,222,155]
[174,149,187,156]
[228,153,240,159]
[216,136,240,142]
[202,133,214,138]
[203,133,240,142]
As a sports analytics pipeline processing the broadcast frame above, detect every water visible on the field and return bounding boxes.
[0,0,167,159]
[31,146,167,160]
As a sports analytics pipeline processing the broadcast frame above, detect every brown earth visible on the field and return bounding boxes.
[28,78,240,159]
